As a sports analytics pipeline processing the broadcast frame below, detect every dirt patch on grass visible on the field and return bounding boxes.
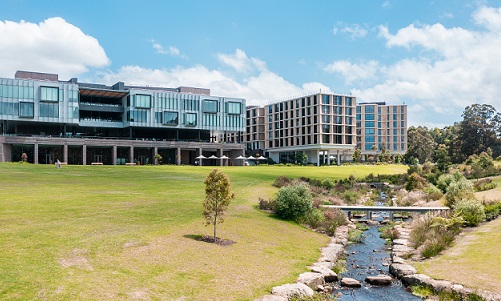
[58,248,93,270]
[183,234,236,246]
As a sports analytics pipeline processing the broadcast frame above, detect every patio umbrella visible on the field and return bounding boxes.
[257,156,267,160]
[220,155,228,159]
[195,154,206,166]
[247,156,256,160]
[235,155,246,160]
[208,155,218,159]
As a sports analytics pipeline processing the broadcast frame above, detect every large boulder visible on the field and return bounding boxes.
[297,272,325,289]
[389,263,417,279]
[320,243,344,262]
[310,265,338,282]
[271,283,314,299]
[365,275,393,286]
[340,277,362,288]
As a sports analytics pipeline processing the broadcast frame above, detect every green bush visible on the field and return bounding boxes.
[483,201,501,221]
[473,178,497,192]
[342,190,359,204]
[444,176,474,208]
[275,184,313,222]
[321,178,335,190]
[409,214,462,258]
[453,199,486,227]
[406,172,428,191]
[423,184,444,201]
[303,208,325,228]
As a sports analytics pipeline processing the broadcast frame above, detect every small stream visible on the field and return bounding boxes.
[334,226,421,301]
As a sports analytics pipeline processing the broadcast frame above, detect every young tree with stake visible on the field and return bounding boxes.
[203,169,235,242]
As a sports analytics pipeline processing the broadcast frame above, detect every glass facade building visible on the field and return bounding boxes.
[0,71,246,165]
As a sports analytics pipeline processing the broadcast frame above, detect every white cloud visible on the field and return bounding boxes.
[216,48,266,74]
[333,23,368,39]
[97,51,328,107]
[0,17,109,79]
[382,1,391,9]
[324,60,380,84]
[341,5,501,126]
[150,39,187,59]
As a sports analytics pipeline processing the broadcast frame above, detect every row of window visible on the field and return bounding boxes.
[1,101,59,118]
[363,121,406,128]
[0,84,34,99]
[268,95,354,114]
[131,95,244,115]
[357,105,405,114]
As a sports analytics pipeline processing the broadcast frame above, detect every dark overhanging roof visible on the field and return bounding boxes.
[79,87,128,98]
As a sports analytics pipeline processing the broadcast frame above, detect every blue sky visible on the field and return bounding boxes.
[1,0,501,127]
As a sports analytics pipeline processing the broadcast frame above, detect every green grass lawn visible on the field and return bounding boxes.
[0,163,407,300]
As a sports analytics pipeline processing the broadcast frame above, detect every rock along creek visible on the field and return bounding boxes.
[334,226,421,301]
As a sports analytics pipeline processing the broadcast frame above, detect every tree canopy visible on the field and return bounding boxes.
[203,169,235,241]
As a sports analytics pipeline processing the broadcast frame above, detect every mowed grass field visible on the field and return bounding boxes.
[0,163,406,300]
[414,175,501,294]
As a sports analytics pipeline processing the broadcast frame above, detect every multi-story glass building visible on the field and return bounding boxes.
[245,92,357,165]
[0,71,246,165]
[356,102,407,159]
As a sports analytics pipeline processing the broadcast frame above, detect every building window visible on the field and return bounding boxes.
[365,114,375,120]
[226,102,242,114]
[203,99,218,113]
[335,96,342,105]
[133,94,151,108]
[19,102,34,118]
[346,97,352,106]
[184,113,197,126]
[365,121,375,127]
[322,95,329,104]
[129,110,147,122]
[365,105,374,113]
[365,128,375,135]
[365,143,374,151]
[40,86,59,102]
[40,103,59,118]
[163,111,178,125]
[365,136,375,142]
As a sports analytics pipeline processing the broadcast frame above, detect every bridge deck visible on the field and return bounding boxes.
[323,205,449,212]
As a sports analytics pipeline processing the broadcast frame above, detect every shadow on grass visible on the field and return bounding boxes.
[183,234,237,246]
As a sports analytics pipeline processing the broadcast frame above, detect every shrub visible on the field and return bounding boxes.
[342,190,359,204]
[275,183,313,222]
[303,208,325,228]
[423,184,444,201]
[409,213,462,258]
[272,176,292,188]
[473,178,497,192]
[453,199,485,227]
[406,172,428,191]
[444,176,474,208]
[483,200,501,221]
[379,224,399,240]
[258,198,276,211]
[321,178,335,190]
[348,228,365,243]
[320,208,347,236]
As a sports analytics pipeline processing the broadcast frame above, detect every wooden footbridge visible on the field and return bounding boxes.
[322,205,449,221]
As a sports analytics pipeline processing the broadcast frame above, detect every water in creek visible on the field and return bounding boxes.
[334,226,422,301]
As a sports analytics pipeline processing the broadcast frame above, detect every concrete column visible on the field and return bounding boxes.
[34,143,39,164]
[112,145,117,165]
[176,147,181,165]
[82,145,87,165]
[129,146,134,164]
[218,148,223,166]
[153,147,158,165]
[337,150,340,166]
[316,150,320,166]
[327,151,331,165]
[63,144,68,163]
